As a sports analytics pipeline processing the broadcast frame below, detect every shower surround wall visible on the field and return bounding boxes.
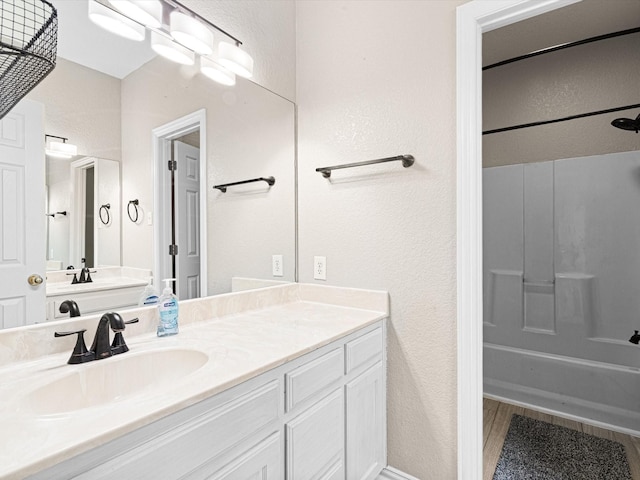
[483,150,640,434]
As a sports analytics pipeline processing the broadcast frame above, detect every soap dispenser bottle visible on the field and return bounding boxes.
[139,277,159,306]
[157,278,179,337]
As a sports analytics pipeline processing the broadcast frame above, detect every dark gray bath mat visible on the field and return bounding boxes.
[493,414,632,480]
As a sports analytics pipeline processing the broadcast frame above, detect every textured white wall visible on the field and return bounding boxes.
[121,58,295,289]
[27,58,122,160]
[296,1,464,478]
[483,33,640,167]
[120,0,297,279]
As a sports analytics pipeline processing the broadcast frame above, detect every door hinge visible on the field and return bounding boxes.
[168,160,177,171]
[169,244,178,256]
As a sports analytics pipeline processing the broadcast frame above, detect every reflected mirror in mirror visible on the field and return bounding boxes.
[6,0,296,328]
[46,154,122,271]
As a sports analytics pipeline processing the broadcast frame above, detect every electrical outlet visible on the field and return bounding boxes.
[314,256,326,280]
[272,254,283,277]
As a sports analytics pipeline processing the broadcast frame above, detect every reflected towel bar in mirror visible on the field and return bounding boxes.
[316,154,415,178]
[99,204,111,225]
[127,199,140,223]
[213,176,276,193]
[45,211,68,218]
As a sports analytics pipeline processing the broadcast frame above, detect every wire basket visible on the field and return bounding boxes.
[0,0,57,119]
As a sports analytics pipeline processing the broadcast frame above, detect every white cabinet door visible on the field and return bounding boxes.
[286,388,344,480]
[202,432,281,480]
[346,361,385,480]
[0,99,45,328]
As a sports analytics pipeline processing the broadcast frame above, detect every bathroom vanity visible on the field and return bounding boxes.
[0,283,388,480]
[44,267,151,321]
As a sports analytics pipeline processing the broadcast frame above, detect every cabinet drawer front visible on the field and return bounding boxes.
[285,347,343,412]
[286,388,344,480]
[75,381,280,480]
[184,432,281,480]
[345,327,383,374]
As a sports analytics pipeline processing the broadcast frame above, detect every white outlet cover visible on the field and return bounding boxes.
[272,254,283,277]
[314,256,326,281]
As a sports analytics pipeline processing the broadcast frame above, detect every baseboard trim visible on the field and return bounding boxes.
[376,466,420,480]
[484,392,640,438]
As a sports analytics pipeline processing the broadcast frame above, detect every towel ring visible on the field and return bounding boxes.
[127,199,139,223]
[99,204,110,225]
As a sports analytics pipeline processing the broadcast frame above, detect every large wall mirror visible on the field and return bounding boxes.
[18,0,296,326]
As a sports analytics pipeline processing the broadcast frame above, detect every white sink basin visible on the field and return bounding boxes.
[24,348,208,415]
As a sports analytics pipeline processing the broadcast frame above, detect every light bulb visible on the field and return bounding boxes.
[151,32,195,65]
[218,41,253,78]
[170,11,213,56]
[108,0,163,29]
[88,0,145,41]
[200,57,235,86]
[46,141,78,159]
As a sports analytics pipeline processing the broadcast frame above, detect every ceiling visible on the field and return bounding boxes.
[483,0,640,67]
[53,0,156,79]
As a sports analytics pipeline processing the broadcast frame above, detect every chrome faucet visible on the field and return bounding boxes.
[55,312,138,364]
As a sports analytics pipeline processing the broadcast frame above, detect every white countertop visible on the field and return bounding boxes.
[0,283,388,479]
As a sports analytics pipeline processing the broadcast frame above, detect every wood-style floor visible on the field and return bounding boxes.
[483,398,640,480]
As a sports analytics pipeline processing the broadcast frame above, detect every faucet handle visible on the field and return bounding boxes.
[55,329,95,364]
[110,318,140,355]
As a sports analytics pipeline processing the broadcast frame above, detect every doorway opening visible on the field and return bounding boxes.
[153,109,207,300]
[456,0,582,477]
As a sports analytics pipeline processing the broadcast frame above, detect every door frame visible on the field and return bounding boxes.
[455,0,582,477]
[70,156,96,268]
[152,109,207,297]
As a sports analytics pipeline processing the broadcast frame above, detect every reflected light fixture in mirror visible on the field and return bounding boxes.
[218,42,253,78]
[200,57,235,86]
[108,0,163,29]
[170,11,213,55]
[85,0,255,86]
[151,31,195,65]
[88,0,145,41]
[45,135,77,159]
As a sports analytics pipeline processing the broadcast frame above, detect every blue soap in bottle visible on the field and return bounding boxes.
[157,278,179,337]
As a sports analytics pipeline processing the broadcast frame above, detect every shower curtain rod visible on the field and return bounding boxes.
[483,103,640,135]
[483,26,640,71]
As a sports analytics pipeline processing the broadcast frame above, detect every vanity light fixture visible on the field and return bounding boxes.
[45,135,77,159]
[108,0,163,29]
[218,41,253,79]
[169,11,213,55]
[88,0,145,42]
[84,0,255,86]
[200,57,235,86]
[151,31,195,66]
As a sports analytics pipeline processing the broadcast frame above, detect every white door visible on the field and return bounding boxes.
[0,99,46,328]
[174,140,200,300]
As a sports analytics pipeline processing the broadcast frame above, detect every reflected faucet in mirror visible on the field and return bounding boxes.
[59,300,81,318]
